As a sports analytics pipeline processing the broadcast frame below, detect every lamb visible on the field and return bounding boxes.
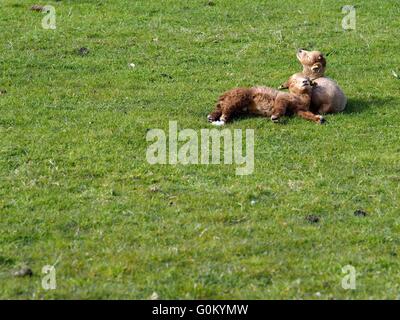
[207,74,325,125]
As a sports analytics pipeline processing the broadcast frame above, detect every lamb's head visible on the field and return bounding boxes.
[279,73,316,95]
[296,49,326,78]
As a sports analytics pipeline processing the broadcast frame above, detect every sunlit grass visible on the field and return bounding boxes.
[1,0,400,299]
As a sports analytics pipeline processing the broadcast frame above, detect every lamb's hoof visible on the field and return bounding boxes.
[271,115,279,123]
[317,116,326,125]
[211,120,225,126]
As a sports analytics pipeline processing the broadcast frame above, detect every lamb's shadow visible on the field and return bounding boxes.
[343,96,397,114]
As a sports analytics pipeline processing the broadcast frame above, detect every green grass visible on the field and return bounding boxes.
[1,0,400,299]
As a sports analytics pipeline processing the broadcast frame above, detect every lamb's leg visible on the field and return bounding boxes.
[212,109,234,126]
[297,110,326,124]
[207,103,222,122]
[270,98,287,123]
[210,89,252,126]
[208,100,234,126]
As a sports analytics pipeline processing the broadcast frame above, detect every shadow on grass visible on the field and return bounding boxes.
[343,96,398,114]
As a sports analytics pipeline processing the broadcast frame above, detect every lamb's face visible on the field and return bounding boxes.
[296,49,326,74]
[288,75,314,95]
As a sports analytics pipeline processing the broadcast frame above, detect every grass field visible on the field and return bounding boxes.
[1,0,400,299]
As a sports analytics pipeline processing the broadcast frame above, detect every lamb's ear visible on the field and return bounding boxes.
[311,62,323,72]
[278,81,289,90]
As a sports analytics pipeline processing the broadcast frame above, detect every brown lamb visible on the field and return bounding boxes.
[207,74,325,126]
[279,49,347,114]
